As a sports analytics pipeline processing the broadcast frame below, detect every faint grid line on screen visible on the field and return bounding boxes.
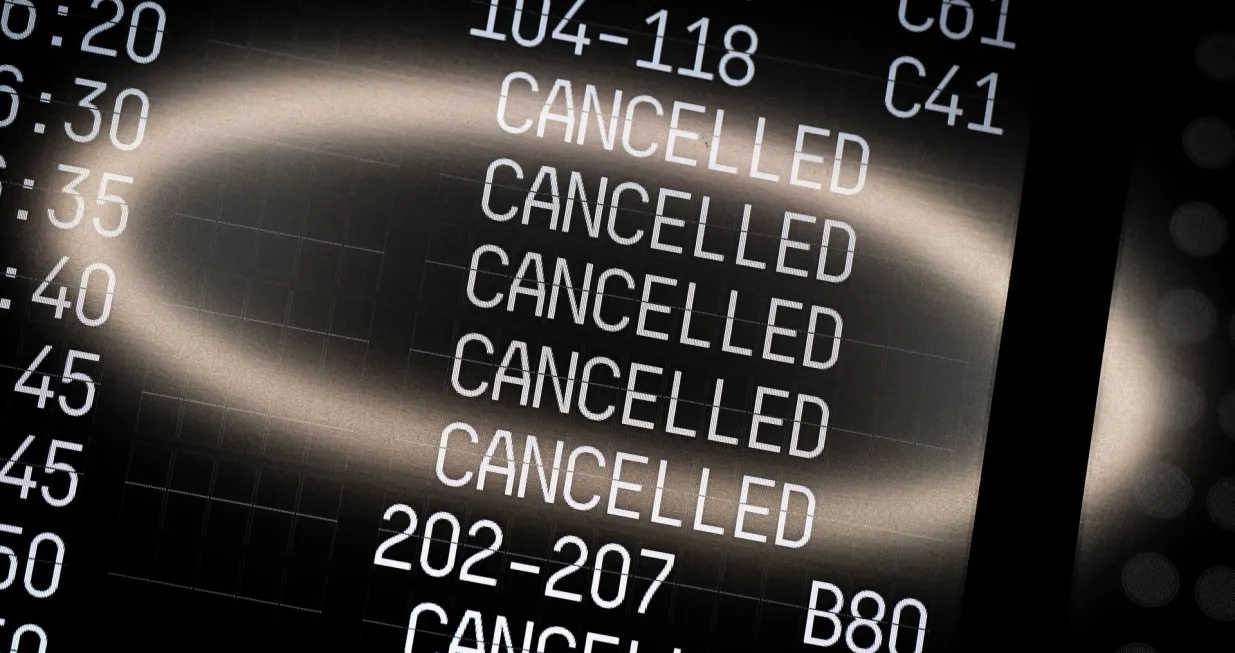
[420,259,967,364]
[174,211,386,254]
[219,130,400,168]
[141,391,353,435]
[358,229,391,380]
[711,558,727,634]
[365,611,926,641]
[1,271,118,302]
[0,360,102,387]
[123,480,336,522]
[107,572,321,613]
[0,178,46,192]
[239,239,261,435]
[407,347,953,452]
[208,38,424,83]
[14,559,67,580]
[0,456,84,477]
[137,389,947,542]
[318,153,364,474]
[155,298,371,344]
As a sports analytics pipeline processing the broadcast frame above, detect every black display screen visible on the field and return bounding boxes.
[0,1,1035,651]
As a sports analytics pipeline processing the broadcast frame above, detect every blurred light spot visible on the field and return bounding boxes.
[1121,553,1179,608]
[1208,478,1235,531]
[1157,289,1216,343]
[1183,116,1235,169]
[1134,462,1193,519]
[1160,375,1205,431]
[37,61,1014,548]
[1196,32,1235,82]
[1195,566,1235,621]
[1169,201,1228,256]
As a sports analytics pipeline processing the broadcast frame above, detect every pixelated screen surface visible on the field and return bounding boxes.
[0,1,1033,651]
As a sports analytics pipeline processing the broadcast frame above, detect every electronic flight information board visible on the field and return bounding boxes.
[0,1,1037,651]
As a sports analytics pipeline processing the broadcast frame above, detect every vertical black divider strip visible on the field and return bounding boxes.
[959,6,1136,652]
